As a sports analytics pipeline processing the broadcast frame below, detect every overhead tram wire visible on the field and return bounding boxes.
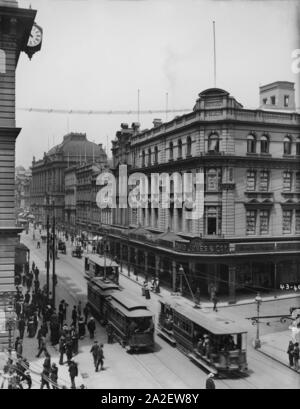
[16,107,191,115]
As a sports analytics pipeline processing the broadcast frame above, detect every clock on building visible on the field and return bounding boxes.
[25,22,43,59]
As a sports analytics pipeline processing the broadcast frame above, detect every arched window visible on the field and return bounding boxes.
[186,136,192,157]
[178,139,182,159]
[142,150,145,167]
[169,142,174,161]
[0,49,6,74]
[296,137,300,156]
[148,148,152,166]
[208,132,220,152]
[260,135,269,154]
[283,136,292,155]
[154,146,159,164]
[247,134,256,154]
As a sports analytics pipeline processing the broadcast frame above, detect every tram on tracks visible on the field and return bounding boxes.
[105,291,155,353]
[85,254,119,284]
[158,299,248,376]
[86,263,155,353]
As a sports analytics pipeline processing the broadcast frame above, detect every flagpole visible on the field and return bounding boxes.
[213,21,217,88]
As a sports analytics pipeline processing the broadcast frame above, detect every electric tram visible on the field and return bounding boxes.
[158,299,248,376]
[86,273,155,353]
[105,291,155,353]
[85,254,119,284]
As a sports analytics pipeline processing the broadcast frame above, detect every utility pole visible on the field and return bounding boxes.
[52,200,56,308]
[46,195,50,303]
[103,234,107,281]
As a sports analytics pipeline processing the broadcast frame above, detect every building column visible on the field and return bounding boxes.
[144,252,148,281]
[172,260,177,292]
[155,255,160,278]
[228,265,236,304]
[119,242,123,272]
[135,248,139,280]
[127,246,131,276]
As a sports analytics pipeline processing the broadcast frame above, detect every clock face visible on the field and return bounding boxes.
[28,24,43,48]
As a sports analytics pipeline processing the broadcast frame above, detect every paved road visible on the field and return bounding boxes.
[21,230,300,389]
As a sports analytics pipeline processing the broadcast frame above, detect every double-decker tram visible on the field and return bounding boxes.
[158,300,248,376]
[105,291,155,353]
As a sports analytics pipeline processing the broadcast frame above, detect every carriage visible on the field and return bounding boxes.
[58,240,66,254]
[105,291,155,353]
[72,245,82,258]
[158,299,248,376]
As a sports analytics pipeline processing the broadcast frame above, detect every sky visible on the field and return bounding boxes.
[15,0,300,168]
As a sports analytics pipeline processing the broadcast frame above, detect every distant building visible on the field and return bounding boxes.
[15,166,32,212]
[30,133,107,227]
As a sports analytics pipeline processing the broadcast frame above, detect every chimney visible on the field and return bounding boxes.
[153,118,162,128]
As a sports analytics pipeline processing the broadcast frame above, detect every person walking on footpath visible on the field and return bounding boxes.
[90,341,103,372]
[16,340,23,359]
[205,373,216,389]
[212,294,219,312]
[68,361,78,389]
[36,336,49,358]
[87,317,96,339]
[59,335,66,365]
[50,363,58,389]
[96,344,104,372]
[293,342,299,372]
[287,341,294,367]
[71,306,78,326]
[83,303,90,324]
[40,367,51,389]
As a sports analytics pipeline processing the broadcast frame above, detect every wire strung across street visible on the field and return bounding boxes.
[17,107,191,115]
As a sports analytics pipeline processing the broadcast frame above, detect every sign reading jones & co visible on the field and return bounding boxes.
[175,238,230,254]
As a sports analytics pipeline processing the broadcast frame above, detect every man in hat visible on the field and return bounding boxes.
[206,373,216,389]
[87,317,96,339]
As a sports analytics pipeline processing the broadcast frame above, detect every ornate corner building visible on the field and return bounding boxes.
[103,85,300,302]
[0,0,37,351]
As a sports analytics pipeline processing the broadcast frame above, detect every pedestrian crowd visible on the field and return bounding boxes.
[1,261,94,389]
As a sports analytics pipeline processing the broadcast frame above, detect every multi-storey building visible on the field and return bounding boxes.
[64,166,77,234]
[0,0,36,351]
[103,84,300,302]
[30,133,107,227]
[75,158,110,239]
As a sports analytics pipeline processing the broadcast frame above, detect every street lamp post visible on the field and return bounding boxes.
[254,293,262,349]
[5,297,16,359]
[45,195,50,303]
[52,200,56,309]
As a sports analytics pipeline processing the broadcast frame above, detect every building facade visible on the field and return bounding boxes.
[102,85,300,301]
[0,0,36,351]
[30,133,107,227]
[15,166,32,212]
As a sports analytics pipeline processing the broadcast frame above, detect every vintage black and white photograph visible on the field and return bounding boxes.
[0,0,299,392]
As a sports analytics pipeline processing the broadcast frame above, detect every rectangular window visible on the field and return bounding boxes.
[260,171,269,192]
[282,210,292,234]
[296,211,300,234]
[246,210,257,235]
[263,98,267,105]
[205,206,221,235]
[259,210,269,235]
[271,96,276,105]
[295,172,300,192]
[247,170,256,191]
[283,171,292,191]
[284,95,289,107]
